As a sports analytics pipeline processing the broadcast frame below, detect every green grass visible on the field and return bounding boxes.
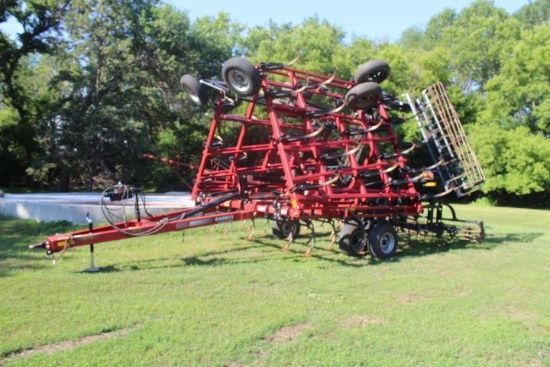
[0,205,549,367]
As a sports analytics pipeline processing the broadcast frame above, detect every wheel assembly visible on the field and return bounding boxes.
[222,57,262,96]
[180,74,208,106]
[272,219,301,239]
[345,82,383,110]
[367,223,398,259]
[354,60,391,84]
[338,222,368,257]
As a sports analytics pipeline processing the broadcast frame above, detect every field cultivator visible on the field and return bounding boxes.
[31,57,486,263]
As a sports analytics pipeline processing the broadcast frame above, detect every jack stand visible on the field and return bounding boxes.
[83,244,100,273]
[83,214,100,273]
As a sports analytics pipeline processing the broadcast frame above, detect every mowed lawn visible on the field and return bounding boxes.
[0,204,548,367]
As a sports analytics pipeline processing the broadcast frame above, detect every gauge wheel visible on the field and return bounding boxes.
[345,82,383,110]
[367,222,398,259]
[222,57,262,96]
[180,74,208,106]
[272,219,301,239]
[338,222,368,257]
[354,59,390,84]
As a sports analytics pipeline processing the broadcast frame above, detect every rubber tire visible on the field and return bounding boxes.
[338,223,368,257]
[180,74,208,106]
[367,223,398,259]
[345,82,383,111]
[272,219,300,239]
[354,60,390,84]
[222,57,262,96]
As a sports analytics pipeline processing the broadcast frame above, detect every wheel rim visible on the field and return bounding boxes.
[369,70,384,82]
[227,69,251,93]
[350,230,367,253]
[281,222,292,236]
[379,232,396,254]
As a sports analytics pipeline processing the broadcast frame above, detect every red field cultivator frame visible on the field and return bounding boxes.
[32,57,485,262]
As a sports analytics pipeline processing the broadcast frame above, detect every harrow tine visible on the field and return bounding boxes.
[286,50,301,66]
[379,143,417,159]
[294,77,310,93]
[246,219,256,240]
[297,220,315,257]
[280,124,325,143]
[281,232,294,252]
[310,102,346,117]
[321,69,337,85]
[344,120,384,136]
[291,174,341,193]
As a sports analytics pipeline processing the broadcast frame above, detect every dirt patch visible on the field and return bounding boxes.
[1,326,136,365]
[343,315,385,328]
[502,305,537,320]
[395,294,429,304]
[264,323,312,344]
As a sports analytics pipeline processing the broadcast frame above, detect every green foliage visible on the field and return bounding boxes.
[470,124,550,201]
[514,0,550,29]
[1,0,549,204]
[481,25,550,135]
[248,16,347,76]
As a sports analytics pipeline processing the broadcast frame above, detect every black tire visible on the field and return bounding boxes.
[345,82,383,111]
[367,223,398,259]
[222,57,262,96]
[338,223,368,257]
[180,74,208,106]
[354,60,390,84]
[272,219,300,239]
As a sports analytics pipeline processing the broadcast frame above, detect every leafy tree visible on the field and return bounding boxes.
[245,16,347,76]
[514,0,550,29]
[0,0,69,187]
[481,25,550,136]
[422,8,457,51]
[445,0,518,92]
[470,124,550,205]
[26,1,240,191]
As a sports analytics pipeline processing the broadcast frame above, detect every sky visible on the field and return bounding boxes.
[0,0,530,42]
[167,0,530,42]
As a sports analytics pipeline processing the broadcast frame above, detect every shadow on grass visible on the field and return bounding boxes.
[88,230,547,273]
[3,212,545,274]
[0,216,79,277]
[484,232,545,244]
[395,231,545,260]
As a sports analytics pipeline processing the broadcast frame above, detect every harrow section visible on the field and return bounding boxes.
[406,83,485,197]
[32,57,486,262]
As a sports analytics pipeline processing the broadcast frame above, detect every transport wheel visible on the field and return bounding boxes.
[345,82,383,110]
[367,223,398,259]
[180,74,208,106]
[222,57,262,96]
[354,59,390,84]
[338,223,368,257]
[272,219,301,239]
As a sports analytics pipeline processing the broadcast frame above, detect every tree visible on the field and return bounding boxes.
[470,124,550,205]
[0,0,69,187]
[514,0,550,29]
[244,16,347,76]
[444,0,518,92]
[481,25,550,136]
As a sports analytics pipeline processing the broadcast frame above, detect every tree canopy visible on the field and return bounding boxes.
[1,0,549,207]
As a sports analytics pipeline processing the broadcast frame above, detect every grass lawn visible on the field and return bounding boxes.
[0,204,548,366]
